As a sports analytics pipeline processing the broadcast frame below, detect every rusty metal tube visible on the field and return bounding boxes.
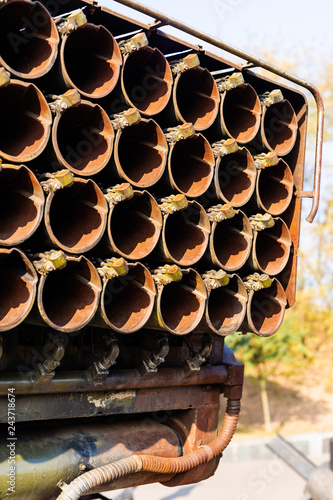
[260,95,298,156]
[0,248,38,332]
[146,266,207,335]
[212,79,261,144]
[0,164,44,246]
[242,277,287,336]
[42,173,108,254]
[105,187,162,260]
[254,156,294,215]
[113,118,168,187]
[0,419,180,500]
[0,79,52,162]
[164,129,215,198]
[196,272,247,336]
[31,253,102,333]
[0,0,59,79]
[170,65,220,131]
[213,141,256,207]
[52,100,114,176]
[56,398,240,500]
[119,45,173,116]
[60,23,122,99]
[93,260,156,334]
[206,205,252,272]
[248,216,292,276]
[158,197,210,266]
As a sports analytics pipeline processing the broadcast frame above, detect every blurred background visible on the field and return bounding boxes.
[97,0,333,498]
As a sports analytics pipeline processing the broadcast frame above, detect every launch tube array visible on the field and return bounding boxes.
[0,1,302,337]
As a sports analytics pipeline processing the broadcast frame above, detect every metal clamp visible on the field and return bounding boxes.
[202,269,229,291]
[40,170,75,193]
[260,89,284,108]
[249,213,275,231]
[49,89,81,114]
[140,334,170,378]
[170,53,200,75]
[119,32,148,55]
[184,334,213,376]
[85,333,120,382]
[97,257,129,281]
[152,264,183,288]
[207,204,235,223]
[110,108,141,130]
[217,71,244,92]
[244,272,272,292]
[0,67,10,87]
[254,151,279,169]
[212,138,239,158]
[33,250,67,275]
[159,194,188,215]
[57,9,87,36]
[164,123,195,144]
[104,183,134,207]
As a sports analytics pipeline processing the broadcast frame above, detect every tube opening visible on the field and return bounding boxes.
[0,0,59,78]
[62,24,121,98]
[207,276,246,335]
[41,258,99,331]
[221,84,261,143]
[54,102,114,176]
[175,67,219,131]
[257,159,293,215]
[215,149,256,206]
[169,134,214,197]
[254,219,291,275]
[160,272,205,334]
[115,119,167,187]
[122,46,172,115]
[0,81,51,161]
[109,191,162,260]
[164,204,209,266]
[102,265,154,333]
[0,249,36,331]
[0,165,44,245]
[262,100,298,156]
[48,179,107,253]
[249,281,284,335]
[212,212,251,271]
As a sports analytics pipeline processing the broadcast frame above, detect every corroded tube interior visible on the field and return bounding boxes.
[210,211,252,271]
[53,101,114,176]
[163,202,210,266]
[0,249,37,332]
[257,159,293,215]
[160,269,206,335]
[262,99,298,156]
[121,46,172,115]
[108,191,162,260]
[40,257,101,332]
[0,81,51,162]
[215,148,256,206]
[169,133,214,197]
[253,218,291,276]
[220,84,261,143]
[206,275,247,335]
[61,24,122,99]
[115,119,168,187]
[0,165,44,246]
[47,179,108,253]
[0,0,59,79]
[175,67,220,131]
[101,263,155,333]
[248,279,286,336]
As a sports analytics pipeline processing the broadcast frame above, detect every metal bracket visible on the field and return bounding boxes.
[30,339,66,385]
[202,269,229,291]
[152,264,183,288]
[49,89,81,114]
[57,9,87,36]
[0,67,10,87]
[110,108,141,130]
[184,334,213,377]
[243,272,272,292]
[139,334,170,379]
[97,257,129,281]
[207,204,235,223]
[104,183,134,207]
[164,123,195,144]
[254,151,279,169]
[249,213,275,231]
[85,334,120,382]
[216,71,244,92]
[159,194,188,215]
[170,53,200,75]
[119,32,148,55]
[260,89,284,108]
[212,138,239,158]
[40,169,75,193]
[33,250,68,275]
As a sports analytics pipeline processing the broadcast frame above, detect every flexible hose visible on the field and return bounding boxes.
[56,398,241,500]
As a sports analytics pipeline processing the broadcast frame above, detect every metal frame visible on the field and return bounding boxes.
[111,0,324,223]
